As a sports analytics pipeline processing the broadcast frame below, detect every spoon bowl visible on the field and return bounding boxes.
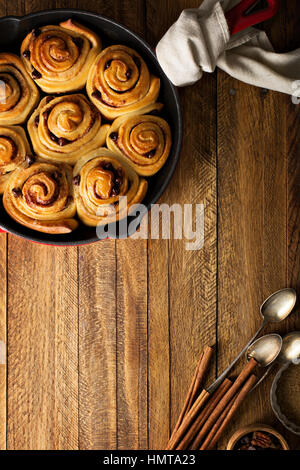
[260,288,297,323]
[278,331,300,365]
[246,334,282,367]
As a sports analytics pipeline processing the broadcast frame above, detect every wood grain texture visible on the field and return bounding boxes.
[0,234,6,450]
[116,239,148,450]
[216,73,284,448]
[78,241,117,450]
[148,235,170,449]
[7,240,78,450]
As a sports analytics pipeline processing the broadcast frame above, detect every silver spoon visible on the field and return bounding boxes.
[250,331,300,392]
[277,331,300,366]
[247,333,283,367]
[208,288,296,393]
[246,334,283,391]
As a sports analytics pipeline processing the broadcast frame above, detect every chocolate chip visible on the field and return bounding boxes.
[92,90,102,100]
[109,132,118,142]
[67,195,73,204]
[49,132,58,143]
[103,162,113,171]
[146,150,156,158]
[114,177,122,185]
[73,175,81,186]
[22,49,30,59]
[126,69,132,79]
[45,96,54,104]
[133,56,141,68]
[52,171,61,180]
[34,114,40,127]
[43,110,50,122]
[111,186,120,196]
[72,36,83,49]
[58,137,70,146]
[12,188,22,198]
[105,60,112,70]
[26,154,35,167]
[32,28,41,38]
[32,68,42,79]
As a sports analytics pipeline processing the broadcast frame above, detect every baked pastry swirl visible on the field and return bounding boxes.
[0,53,39,125]
[21,19,101,93]
[0,126,32,193]
[107,113,172,176]
[28,94,110,165]
[73,148,148,226]
[3,162,78,234]
[87,45,161,120]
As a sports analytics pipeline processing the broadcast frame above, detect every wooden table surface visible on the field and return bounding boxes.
[0,0,299,451]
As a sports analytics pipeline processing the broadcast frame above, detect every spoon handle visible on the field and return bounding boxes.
[250,362,275,393]
[207,323,265,394]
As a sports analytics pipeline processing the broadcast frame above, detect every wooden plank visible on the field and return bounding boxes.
[116,239,148,450]
[7,240,79,450]
[148,236,169,450]
[78,241,117,450]
[146,0,217,449]
[0,234,7,450]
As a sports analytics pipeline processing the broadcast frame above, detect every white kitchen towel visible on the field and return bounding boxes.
[156,0,300,96]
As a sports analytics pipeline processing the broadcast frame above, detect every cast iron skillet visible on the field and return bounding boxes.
[0,9,182,245]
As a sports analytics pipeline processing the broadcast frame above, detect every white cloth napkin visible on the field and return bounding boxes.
[156,0,300,96]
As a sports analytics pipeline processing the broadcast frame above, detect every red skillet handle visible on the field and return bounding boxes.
[226,0,280,36]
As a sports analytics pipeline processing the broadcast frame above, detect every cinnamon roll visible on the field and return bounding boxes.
[73,148,148,226]
[87,45,161,120]
[0,126,33,193]
[28,94,110,165]
[0,53,39,125]
[107,113,172,176]
[21,19,101,93]
[3,162,78,234]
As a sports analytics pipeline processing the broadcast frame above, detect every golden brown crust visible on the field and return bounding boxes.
[87,45,161,120]
[28,94,110,165]
[0,53,39,125]
[73,148,148,226]
[107,111,172,176]
[0,125,33,193]
[3,161,78,234]
[20,19,101,93]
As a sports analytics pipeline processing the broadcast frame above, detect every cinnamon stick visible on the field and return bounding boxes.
[166,389,209,449]
[201,374,258,450]
[186,358,258,448]
[176,379,232,450]
[187,346,214,412]
[166,345,214,449]
[172,346,213,435]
